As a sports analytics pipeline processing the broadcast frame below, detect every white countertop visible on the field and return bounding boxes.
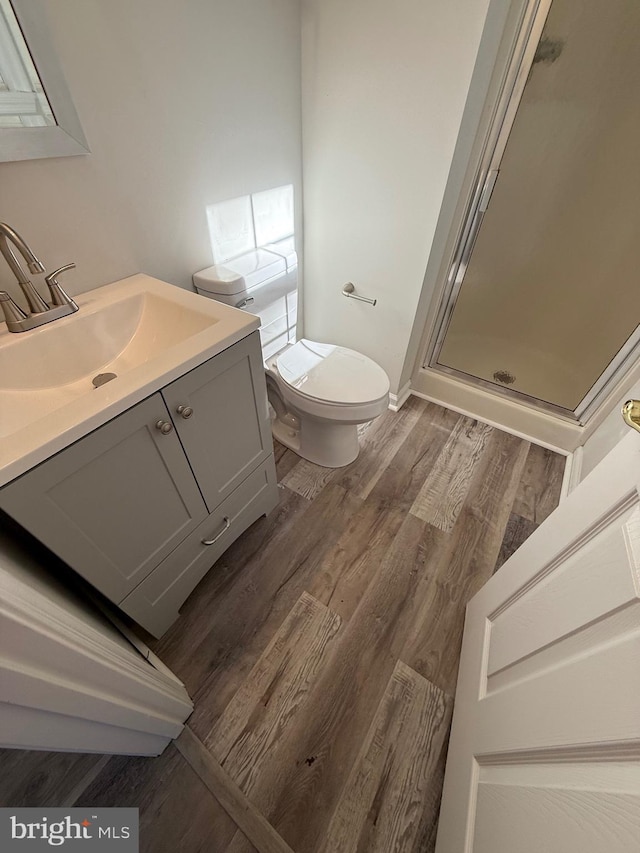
[0,273,259,487]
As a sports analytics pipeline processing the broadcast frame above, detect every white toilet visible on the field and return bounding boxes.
[265,339,389,467]
[193,246,390,467]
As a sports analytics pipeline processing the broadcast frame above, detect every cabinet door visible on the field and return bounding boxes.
[162,331,272,511]
[0,395,208,604]
[120,457,278,637]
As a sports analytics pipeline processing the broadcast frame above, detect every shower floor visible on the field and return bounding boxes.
[438,332,584,411]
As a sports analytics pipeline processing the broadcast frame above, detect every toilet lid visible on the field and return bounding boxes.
[276,339,389,405]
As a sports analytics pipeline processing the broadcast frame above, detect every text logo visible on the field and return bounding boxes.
[1,809,138,851]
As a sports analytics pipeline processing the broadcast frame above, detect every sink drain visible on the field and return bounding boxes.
[92,372,117,388]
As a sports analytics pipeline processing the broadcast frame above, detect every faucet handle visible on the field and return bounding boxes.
[45,263,78,311]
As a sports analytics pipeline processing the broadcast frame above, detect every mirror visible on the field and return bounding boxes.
[0,0,55,128]
[0,0,88,161]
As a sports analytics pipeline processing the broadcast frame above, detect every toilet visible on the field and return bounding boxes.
[193,245,390,467]
[265,339,389,467]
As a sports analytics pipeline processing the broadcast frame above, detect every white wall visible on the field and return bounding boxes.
[300,0,491,394]
[0,0,302,300]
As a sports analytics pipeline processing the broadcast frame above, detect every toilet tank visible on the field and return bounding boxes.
[193,242,297,359]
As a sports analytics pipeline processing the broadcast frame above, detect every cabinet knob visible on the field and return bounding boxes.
[155,419,174,434]
[177,405,193,419]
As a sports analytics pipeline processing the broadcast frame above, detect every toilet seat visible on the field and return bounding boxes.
[275,339,390,406]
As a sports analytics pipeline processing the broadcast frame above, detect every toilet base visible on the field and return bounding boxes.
[271,413,361,468]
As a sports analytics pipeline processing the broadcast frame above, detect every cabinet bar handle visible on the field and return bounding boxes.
[177,405,194,419]
[155,419,173,434]
[202,516,231,546]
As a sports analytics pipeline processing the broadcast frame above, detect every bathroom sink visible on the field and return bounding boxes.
[0,273,259,485]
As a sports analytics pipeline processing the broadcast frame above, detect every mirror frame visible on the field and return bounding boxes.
[0,0,89,162]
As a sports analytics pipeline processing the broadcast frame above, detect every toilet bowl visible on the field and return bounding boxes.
[264,339,389,467]
[193,251,390,467]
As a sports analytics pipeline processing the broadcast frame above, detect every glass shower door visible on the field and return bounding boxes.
[434,0,640,416]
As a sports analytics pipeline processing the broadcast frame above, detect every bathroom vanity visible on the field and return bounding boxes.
[0,275,279,637]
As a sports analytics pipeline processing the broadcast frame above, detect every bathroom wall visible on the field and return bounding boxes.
[300,0,492,394]
[0,0,302,300]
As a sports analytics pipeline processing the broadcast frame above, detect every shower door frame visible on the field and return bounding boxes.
[425,0,640,425]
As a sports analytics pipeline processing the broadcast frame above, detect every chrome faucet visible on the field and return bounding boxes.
[0,223,78,332]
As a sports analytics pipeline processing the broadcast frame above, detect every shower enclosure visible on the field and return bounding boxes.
[428,0,640,422]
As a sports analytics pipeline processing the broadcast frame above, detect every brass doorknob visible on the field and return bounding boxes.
[622,400,640,434]
[177,405,193,419]
[155,419,174,435]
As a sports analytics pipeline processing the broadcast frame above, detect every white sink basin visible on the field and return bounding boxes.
[0,273,259,485]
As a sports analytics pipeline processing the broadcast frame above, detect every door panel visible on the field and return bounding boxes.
[487,505,638,676]
[436,431,640,851]
[473,766,640,853]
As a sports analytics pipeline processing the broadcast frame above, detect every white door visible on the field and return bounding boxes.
[436,428,640,852]
[0,528,193,755]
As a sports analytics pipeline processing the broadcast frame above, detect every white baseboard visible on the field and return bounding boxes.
[409,386,570,455]
[389,381,412,412]
[560,446,583,500]
[0,702,173,756]
[411,369,581,453]
[102,608,186,686]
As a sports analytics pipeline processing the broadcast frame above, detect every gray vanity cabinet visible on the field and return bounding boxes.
[162,330,273,511]
[0,394,209,604]
[0,331,278,637]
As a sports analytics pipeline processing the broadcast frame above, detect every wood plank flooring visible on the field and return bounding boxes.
[78,743,244,850]
[318,660,452,853]
[0,397,565,853]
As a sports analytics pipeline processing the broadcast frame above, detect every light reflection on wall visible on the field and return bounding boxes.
[206,185,297,358]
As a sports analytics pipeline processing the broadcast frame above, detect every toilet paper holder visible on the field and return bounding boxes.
[342,282,377,306]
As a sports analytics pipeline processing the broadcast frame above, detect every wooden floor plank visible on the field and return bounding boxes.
[494,512,538,573]
[334,395,426,500]
[307,402,459,621]
[318,661,453,853]
[60,755,112,808]
[176,727,294,853]
[305,494,406,621]
[273,441,303,483]
[363,402,461,514]
[77,744,238,853]
[412,733,450,853]
[281,396,425,503]
[220,514,449,852]
[400,429,530,695]
[409,417,493,531]
[281,459,336,501]
[153,486,308,683]
[0,749,109,808]
[183,484,362,741]
[208,592,342,792]
[512,443,566,524]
